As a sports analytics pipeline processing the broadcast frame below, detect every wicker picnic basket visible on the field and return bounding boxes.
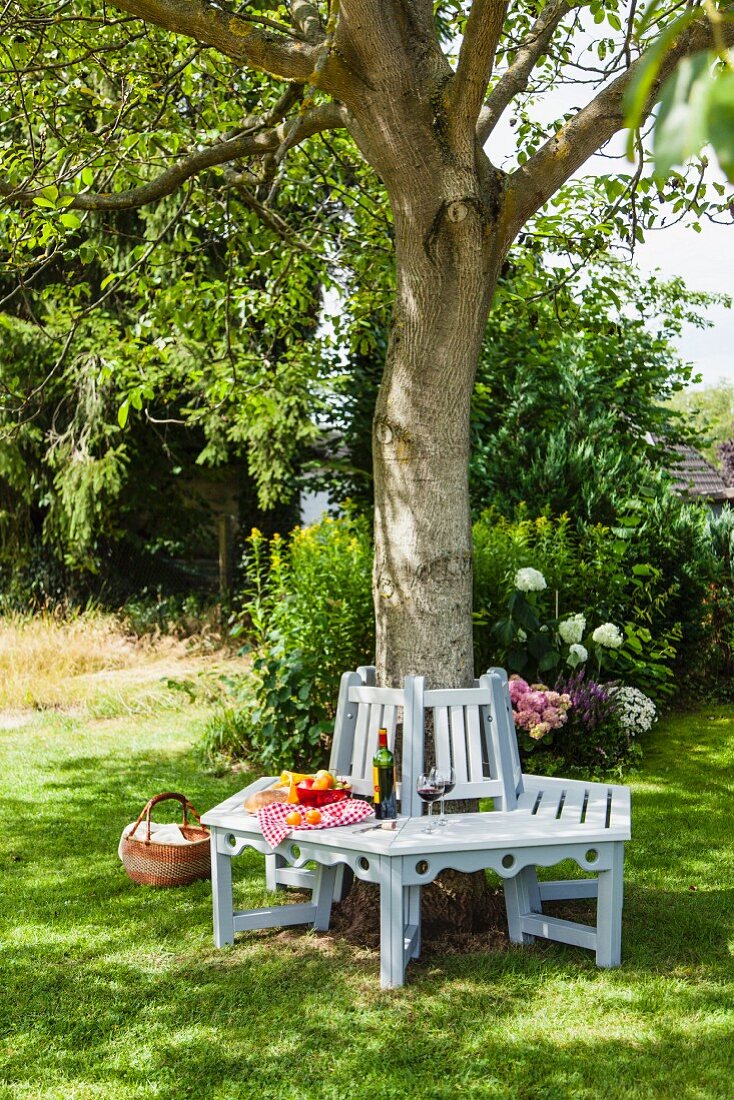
[120,791,211,887]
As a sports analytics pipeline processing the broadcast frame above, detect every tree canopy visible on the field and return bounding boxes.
[2,0,733,684]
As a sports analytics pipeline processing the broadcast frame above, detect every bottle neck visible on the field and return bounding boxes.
[378,728,388,749]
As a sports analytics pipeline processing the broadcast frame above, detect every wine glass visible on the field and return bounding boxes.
[435,765,456,826]
[416,773,444,833]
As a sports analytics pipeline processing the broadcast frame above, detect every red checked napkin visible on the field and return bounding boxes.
[257,798,373,849]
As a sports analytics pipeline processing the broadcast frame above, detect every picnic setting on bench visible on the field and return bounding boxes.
[201,665,631,989]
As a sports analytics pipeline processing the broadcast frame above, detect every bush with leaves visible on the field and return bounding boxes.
[201,514,374,768]
[470,258,720,527]
[550,670,642,775]
[489,563,678,704]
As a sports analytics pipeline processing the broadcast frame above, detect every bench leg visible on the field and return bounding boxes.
[596,842,624,967]
[312,864,339,931]
[380,860,407,989]
[406,885,421,959]
[265,852,287,892]
[210,832,234,947]
[334,863,354,903]
[504,866,542,944]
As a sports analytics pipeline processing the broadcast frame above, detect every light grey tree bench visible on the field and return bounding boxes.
[201,667,630,987]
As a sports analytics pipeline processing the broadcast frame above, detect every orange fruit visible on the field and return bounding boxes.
[312,776,331,790]
[285,810,302,827]
[305,808,322,825]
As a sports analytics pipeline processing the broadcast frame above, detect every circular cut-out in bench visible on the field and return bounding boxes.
[226,834,238,849]
[415,860,430,876]
[358,856,370,872]
[501,853,515,869]
[585,848,599,864]
[289,844,301,860]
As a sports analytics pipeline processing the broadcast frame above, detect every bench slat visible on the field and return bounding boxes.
[584,788,612,830]
[559,784,588,825]
[450,705,469,784]
[465,704,485,780]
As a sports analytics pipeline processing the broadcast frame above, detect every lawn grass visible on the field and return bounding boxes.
[1,687,734,1099]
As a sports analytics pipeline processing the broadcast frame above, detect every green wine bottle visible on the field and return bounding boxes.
[372,727,397,820]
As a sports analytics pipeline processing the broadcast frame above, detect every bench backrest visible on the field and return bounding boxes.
[403,669,524,816]
[329,666,408,801]
[487,666,524,801]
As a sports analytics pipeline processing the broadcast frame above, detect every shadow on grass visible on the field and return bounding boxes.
[2,707,734,1098]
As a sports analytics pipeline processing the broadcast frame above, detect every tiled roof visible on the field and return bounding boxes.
[651,437,734,501]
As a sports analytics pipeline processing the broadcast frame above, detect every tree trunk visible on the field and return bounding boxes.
[334,6,510,688]
[372,192,502,687]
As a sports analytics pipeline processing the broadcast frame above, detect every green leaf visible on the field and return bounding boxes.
[538,650,560,672]
[60,212,81,229]
[623,9,695,155]
[513,598,541,633]
[81,167,94,186]
[117,400,130,429]
[507,648,528,672]
[654,52,711,179]
[708,68,734,182]
[493,619,516,647]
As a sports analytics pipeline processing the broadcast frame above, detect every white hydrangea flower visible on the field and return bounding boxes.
[569,643,588,662]
[592,622,623,649]
[558,614,586,645]
[516,628,528,642]
[515,567,547,592]
[610,685,657,735]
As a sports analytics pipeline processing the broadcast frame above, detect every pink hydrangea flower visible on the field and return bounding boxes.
[509,679,572,741]
[508,676,530,705]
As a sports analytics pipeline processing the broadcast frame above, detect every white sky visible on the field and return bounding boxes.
[486,56,734,392]
[632,213,734,389]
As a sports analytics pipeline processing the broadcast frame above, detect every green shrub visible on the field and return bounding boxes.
[201,514,374,768]
[472,499,727,705]
[202,502,734,770]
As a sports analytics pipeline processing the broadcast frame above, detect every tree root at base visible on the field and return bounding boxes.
[330,870,511,956]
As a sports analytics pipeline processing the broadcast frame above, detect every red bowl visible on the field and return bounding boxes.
[295,786,350,807]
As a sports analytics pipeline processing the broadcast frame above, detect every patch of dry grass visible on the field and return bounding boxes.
[0,611,236,712]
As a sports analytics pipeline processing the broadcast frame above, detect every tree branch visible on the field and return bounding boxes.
[477,0,580,144]
[451,0,508,131]
[109,0,327,83]
[503,12,734,245]
[0,103,348,212]
[222,169,326,257]
[290,0,325,44]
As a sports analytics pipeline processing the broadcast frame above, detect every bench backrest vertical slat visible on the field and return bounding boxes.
[488,667,524,802]
[449,705,470,785]
[435,708,452,774]
[465,703,485,783]
[402,675,424,817]
[350,697,372,786]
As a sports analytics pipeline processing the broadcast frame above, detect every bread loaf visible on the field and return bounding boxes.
[244,788,289,813]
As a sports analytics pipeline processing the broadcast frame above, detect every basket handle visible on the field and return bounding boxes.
[129,792,205,844]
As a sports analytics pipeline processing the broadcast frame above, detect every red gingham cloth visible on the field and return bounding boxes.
[257,798,374,849]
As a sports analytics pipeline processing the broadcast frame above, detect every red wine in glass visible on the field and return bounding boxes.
[417,774,444,833]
